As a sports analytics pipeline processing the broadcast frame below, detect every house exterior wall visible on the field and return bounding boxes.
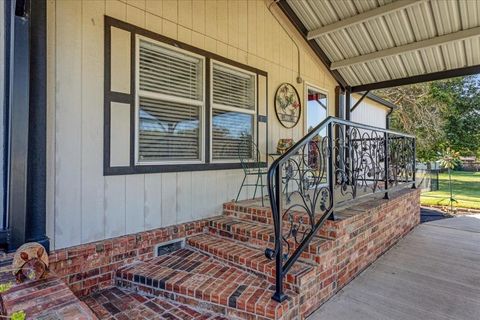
[46,0,340,250]
[351,94,389,129]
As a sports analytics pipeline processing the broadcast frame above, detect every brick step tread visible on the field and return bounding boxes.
[116,249,298,319]
[83,287,228,320]
[1,274,97,319]
[187,233,316,288]
[208,216,334,256]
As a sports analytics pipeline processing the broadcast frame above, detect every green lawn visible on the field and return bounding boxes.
[420,171,480,209]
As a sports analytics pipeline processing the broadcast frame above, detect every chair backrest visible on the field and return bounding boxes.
[238,139,264,173]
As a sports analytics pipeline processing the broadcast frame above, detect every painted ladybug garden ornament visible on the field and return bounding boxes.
[12,243,49,283]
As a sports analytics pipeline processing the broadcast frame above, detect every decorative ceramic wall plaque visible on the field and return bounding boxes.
[275,83,301,128]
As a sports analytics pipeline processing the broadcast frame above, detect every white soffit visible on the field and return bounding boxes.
[287,0,480,87]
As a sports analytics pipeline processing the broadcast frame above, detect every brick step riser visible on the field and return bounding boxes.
[114,278,284,320]
[223,208,339,239]
[207,225,330,265]
[114,270,300,320]
[208,225,334,259]
[208,227,320,263]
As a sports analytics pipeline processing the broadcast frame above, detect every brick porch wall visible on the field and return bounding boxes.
[48,220,210,297]
[48,188,420,312]
[300,188,421,316]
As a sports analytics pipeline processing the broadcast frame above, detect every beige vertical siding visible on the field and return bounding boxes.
[47,0,341,249]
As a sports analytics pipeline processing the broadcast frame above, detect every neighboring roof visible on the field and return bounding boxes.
[350,92,397,112]
[365,93,398,110]
[280,0,480,92]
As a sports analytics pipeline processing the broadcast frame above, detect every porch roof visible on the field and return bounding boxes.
[279,0,480,92]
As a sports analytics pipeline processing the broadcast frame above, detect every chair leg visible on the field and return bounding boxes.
[260,174,265,207]
[253,174,260,200]
[236,175,247,202]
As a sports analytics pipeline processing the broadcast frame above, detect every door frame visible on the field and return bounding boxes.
[303,83,329,135]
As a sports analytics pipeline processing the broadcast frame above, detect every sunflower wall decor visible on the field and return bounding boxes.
[274,83,301,128]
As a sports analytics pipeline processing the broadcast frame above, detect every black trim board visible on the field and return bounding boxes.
[351,65,480,92]
[104,16,269,175]
[25,0,49,250]
[276,0,347,89]
[8,9,30,250]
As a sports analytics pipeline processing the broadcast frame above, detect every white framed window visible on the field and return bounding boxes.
[210,60,257,162]
[135,36,206,164]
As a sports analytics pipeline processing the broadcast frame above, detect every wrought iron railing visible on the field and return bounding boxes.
[265,117,416,301]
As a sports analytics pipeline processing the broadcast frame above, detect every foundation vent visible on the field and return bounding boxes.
[155,239,185,257]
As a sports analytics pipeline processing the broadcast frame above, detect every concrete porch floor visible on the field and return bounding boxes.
[309,214,480,320]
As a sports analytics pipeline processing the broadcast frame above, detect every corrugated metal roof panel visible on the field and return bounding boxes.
[430,0,462,34]
[315,37,342,62]
[285,0,480,87]
[338,67,361,86]
[365,60,391,82]
[382,10,415,46]
[307,0,338,26]
[382,55,408,79]
[459,0,480,29]
[400,51,426,76]
[363,18,395,50]
[420,46,445,73]
[405,2,436,41]
[441,41,467,70]
[464,37,480,66]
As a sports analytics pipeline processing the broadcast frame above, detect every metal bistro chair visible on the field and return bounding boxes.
[236,140,268,206]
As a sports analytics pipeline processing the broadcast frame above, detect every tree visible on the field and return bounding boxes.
[430,76,480,157]
[375,84,446,162]
[375,75,480,161]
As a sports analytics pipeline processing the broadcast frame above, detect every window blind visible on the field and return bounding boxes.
[211,62,256,160]
[137,38,204,162]
[212,109,253,160]
[139,40,203,101]
[212,63,255,110]
[139,97,200,161]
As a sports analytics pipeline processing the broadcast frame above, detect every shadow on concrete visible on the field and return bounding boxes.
[420,206,450,223]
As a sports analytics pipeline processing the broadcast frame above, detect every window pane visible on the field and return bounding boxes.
[212,109,253,160]
[139,97,201,161]
[139,39,203,101]
[212,63,255,110]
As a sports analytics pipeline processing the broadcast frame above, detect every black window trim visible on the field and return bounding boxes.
[104,16,268,176]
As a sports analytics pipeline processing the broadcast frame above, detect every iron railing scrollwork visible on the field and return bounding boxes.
[265,117,416,301]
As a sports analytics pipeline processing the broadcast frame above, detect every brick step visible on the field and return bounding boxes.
[223,200,367,239]
[115,248,299,319]
[187,233,316,290]
[222,202,340,239]
[207,216,334,263]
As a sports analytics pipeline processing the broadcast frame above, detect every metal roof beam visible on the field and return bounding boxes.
[331,26,480,70]
[351,65,480,92]
[306,0,422,40]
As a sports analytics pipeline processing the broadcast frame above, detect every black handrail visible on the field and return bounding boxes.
[265,116,416,301]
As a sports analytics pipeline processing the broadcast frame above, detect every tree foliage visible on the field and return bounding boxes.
[375,76,480,161]
[430,76,480,157]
